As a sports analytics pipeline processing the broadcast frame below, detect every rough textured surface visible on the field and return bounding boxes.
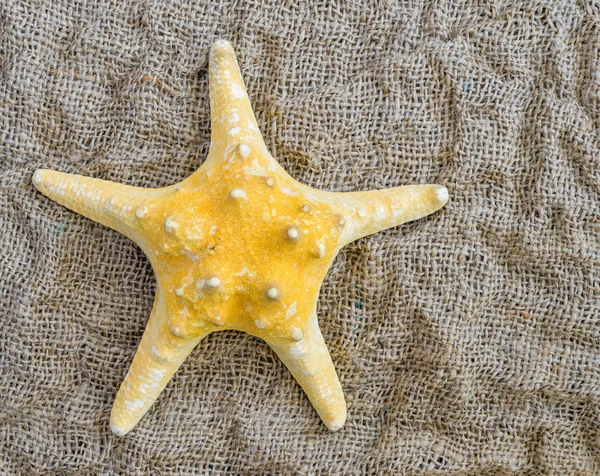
[1,0,599,474]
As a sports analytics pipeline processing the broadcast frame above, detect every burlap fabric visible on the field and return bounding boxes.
[1,0,599,474]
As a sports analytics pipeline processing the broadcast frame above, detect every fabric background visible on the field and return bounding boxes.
[1,0,600,474]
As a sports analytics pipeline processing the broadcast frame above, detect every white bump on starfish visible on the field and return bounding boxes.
[266,286,280,300]
[230,113,239,124]
[265,177,274,187]
[337,215,347,226]
[135,206,147,218]
[196,279,205,290]
[358,208,367,218]
[286,227,300,240]
[212,315,224,326]
[174,286,184,297]
[210,225,217,234]
[228,126,240,136]
[316,242,326,258]
[239,144,251,158]
[229,188,247,199]
[281,187,296,196]
[301,204,312,213]
[206,277,221,289]
[164,216,180,233]
[254,319,267,329]
[291,328,304,342]
[170,324,186,338]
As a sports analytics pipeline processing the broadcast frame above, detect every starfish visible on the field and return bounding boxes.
[32,39,449,436]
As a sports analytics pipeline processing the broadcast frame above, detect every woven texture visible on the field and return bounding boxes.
[2,0,600,474]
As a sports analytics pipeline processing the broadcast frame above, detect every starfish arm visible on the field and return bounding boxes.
[266,313,346,431]
[320,184,449,246]
[110,290,210,436]
[207,39,267,156]
[32,169,155,243]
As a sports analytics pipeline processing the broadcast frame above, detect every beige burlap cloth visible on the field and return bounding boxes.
[1,0,599,474]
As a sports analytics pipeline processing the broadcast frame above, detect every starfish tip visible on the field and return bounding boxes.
[109,418,129,437]
[436,186,449,205]
[325,413,347,431]
[211,38,233,53]
[32,169,46,188]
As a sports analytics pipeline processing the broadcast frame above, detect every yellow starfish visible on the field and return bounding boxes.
[32,39,449,436]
